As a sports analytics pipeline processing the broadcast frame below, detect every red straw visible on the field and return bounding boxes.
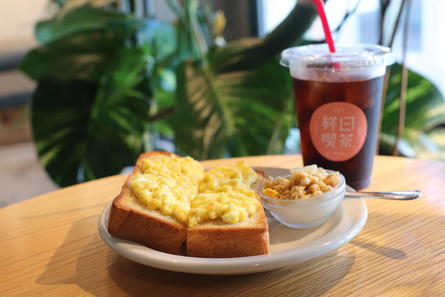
[312,0,336,53]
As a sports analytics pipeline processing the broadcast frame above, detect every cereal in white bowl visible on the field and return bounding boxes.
[263,165,341,200]
[260,165,345,229]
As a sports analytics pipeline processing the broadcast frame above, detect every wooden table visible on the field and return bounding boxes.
[1,155,444,296]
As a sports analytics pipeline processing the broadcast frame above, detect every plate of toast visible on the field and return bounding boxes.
[98,153,367,275]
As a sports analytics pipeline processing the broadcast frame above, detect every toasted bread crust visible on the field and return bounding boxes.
[107,152,186,254]
[186,206,269,258]
[107,151,270,257]
[134,151,178,168]
[186,168,268,258]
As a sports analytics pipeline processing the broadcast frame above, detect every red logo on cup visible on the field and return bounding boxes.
[309,102,367,162]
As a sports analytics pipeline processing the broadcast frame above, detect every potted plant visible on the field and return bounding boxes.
[21,0,445,187]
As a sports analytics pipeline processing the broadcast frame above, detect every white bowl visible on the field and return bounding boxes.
[260,170,346,228]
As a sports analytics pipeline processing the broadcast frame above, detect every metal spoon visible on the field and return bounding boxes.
[345,190,422,200]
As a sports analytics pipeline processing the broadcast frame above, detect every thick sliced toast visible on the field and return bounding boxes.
[108,152,269,257]
[187,210,269,258]
[107,152,187,254]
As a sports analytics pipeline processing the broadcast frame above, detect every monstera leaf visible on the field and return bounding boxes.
[170,0,321,159]
[217,1,320,73]
[382,64,445,133]
[35,5,138,44]
[23,13,174,82]
[21,31,128,81]
[22,0,323,186]
[174,43,293,160]
[20,3,177,186]
[32,47,151,187]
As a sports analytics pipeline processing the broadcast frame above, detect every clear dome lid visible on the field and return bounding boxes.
[281,44,394,70]
[281,44,394,81]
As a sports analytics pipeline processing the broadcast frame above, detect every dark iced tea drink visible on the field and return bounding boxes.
[281,45,393,189]
[293,75,383,189]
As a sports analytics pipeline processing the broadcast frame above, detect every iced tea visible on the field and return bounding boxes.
[293,75,384,189]
[281,44,393,190]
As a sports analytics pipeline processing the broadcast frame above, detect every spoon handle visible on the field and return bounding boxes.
[345,190,422,200]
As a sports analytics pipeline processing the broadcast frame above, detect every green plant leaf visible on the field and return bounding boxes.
[218,1,319,72]
[207,38,261,73]
[166,0,208,67]
[150,69,176,137]
[32,47,151,187]
[138,19,176,62]
[21,30,130,81]
[22,6,175,186]
[35,5,135,44]
[27,21,174,83]
[173,44,293,160]
[380,64,445,158]
[382,64,445,134]
[23,11,175,82]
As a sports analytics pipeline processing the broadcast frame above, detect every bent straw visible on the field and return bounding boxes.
[312,0,336,53]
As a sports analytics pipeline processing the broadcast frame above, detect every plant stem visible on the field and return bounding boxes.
[377,0,407,152]
[392,0,412,156]
[149,107,176,122]
[128,0,136,14]
[392,66,408,155]
[333,0,364,34]
[388,0,407,47]
[378,0,391,45]
[377,67,391,154]
[174,0,208,62]
[186,0,208,59]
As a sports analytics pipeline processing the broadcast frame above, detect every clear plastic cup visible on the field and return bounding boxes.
[281,44,394,189]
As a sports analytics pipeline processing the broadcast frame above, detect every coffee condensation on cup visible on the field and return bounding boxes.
[281,44,394,190]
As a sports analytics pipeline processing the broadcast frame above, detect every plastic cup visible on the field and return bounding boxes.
[281,44,394,190]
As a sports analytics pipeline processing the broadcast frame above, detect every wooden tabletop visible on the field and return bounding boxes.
[1,155,444,297]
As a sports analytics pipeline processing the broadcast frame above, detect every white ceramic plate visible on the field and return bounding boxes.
[98,167,367,275]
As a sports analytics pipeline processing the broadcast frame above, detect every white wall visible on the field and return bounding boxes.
[0,0,47,43]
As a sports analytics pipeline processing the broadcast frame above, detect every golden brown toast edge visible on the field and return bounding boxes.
[186,170,269,258]
[107,152,187,254]
[186,209,269,258]
[108,152,270,257]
